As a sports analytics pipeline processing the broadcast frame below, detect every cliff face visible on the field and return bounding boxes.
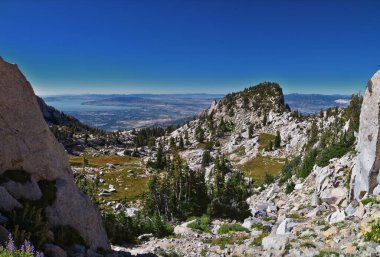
[351,69,380,199]
[0,57,109,250]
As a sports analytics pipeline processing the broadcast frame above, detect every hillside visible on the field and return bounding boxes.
[149,82,333,183]
[4,57,380,257]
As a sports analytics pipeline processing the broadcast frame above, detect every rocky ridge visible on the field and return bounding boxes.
[0,57,109,254]
[125,73,380,256]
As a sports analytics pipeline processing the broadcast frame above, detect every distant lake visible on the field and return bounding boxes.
[43,96,138,112]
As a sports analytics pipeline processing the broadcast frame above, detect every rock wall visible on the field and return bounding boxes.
[0,57,109,250]
[351,69,380,199]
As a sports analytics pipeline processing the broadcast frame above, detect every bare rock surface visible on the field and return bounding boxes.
[351,69,380,199]
[0,57,109,250]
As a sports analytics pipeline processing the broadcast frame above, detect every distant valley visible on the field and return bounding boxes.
[43,93,351,131]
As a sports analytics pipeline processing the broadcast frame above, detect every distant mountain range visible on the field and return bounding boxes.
[42,93,351,130]
[284,93,351,114]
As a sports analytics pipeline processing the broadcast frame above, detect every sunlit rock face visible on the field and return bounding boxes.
[351,69,380,199]
[0,57,109,250]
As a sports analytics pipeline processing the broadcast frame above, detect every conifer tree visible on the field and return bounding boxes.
[248,124,254,139]
[274,131,281,148]
[179,136,184,149]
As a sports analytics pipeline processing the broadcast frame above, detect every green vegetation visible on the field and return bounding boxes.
[221,82,286,114]
[361,197,379,206]
[131,127,170,147]
[285,182,295,194]
[252,230,269,246]
[103,211,173,244]
[205,234,249,250]
[54,225,87,250]
[296,149,317,178]
[251,222,264,231]
[6,205,50,250]
[201,150,212,167]
[70,155,140,168]
[279,157,301,184]
[144,154,250,222]
[217,223,249,234]
[301,242,316,248]
[274,130,281,148]
[362,219,380,243]
[286,213,306,220]
[313,250,340,257]
[282,94,363,181]
[101,170,149,202]
[239,155,285,185]
[71,155,148,202]
[187,215,211,233]
[0,251,34,257]
[258,133,276,152]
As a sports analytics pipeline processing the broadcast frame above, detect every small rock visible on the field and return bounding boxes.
[262,235,289,251]
[328,209,346,224]
[44,243,67,257]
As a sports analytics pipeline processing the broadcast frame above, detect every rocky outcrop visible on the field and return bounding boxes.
[0,57,109,250]
[351,69,380,199]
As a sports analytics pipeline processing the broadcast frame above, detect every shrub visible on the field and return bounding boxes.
[187,215,211,233]
[263,173,275,185]
[362,219,380,243]
[361,197,379,206]
[297,149,317,178]
[285,182,295,194]
[53,226,87,250]
[251,223,263,231]
[252,230,269,246]
[217,223,249,234]
[103,211,173,245]
[279,157,301,184]
[207,234,249,250]
[6,205,50,250]
[316,141,351,167]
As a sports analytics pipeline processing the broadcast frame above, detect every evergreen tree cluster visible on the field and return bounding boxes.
[280,94,363,181]
[144,154,251,222]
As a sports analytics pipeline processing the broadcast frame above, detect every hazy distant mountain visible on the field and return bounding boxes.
[284,93,351,114]
[43,93,352,130]
[82,96,165,106]
[43,94,224,131]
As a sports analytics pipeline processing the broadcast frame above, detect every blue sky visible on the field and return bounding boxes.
[1,0,379,95]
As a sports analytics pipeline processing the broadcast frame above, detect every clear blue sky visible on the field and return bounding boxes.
[1,0,379,95]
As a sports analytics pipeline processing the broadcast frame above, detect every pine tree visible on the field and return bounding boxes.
[156,142,165,169]
[201,150,211,167]
[263,114,267,126]
[248,124,254,139]
[196,125,205,143]
[179,136,184,149]
[184,130,190,145]
[274,131,281,148]
[267,141,273,151]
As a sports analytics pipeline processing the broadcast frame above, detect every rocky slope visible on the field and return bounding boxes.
[0,57,109,254]
[124,72,380,256]
[151,82,339,184]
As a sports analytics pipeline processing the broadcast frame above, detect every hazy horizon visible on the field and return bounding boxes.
[2,0,379,96]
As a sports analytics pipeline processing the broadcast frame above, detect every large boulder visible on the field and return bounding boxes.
[0,57,109,250]
[351,69,380,199]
